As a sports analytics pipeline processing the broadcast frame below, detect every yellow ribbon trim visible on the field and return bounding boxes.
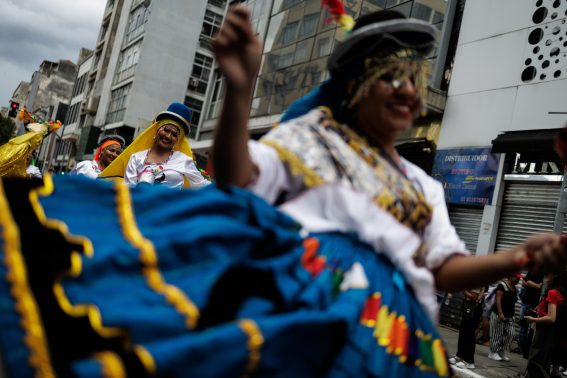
[134,345,157,375]
[93,351,126,378]
[29,175,125,339]
[260,140,324,188]
[0,180,56,377]
[238,319,264,377]
[114,182,200,329]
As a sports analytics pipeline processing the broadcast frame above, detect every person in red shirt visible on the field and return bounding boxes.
[525,270,567,377]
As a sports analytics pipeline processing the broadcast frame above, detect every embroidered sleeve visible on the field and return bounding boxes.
[247,140,299,204]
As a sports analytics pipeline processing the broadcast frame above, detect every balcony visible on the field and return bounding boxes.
[113,65,137,86]
[198,35,214,51]
[425,86,447,114]
[208,0,226,10]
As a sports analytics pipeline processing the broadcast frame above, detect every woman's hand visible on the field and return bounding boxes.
[213,6,262,91]
[515,233,567,272]
[524,316,536,323]
[498,312,506,321]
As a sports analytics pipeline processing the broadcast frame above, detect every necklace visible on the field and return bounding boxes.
[144,149,173,165]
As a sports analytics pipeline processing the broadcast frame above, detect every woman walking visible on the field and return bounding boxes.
[489,274,521,361]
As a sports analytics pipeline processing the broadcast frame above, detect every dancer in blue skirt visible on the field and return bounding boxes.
[0,5,566,378]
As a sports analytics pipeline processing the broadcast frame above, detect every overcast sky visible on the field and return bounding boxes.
[0,0,106,107]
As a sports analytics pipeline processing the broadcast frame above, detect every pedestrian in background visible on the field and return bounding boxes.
[489,274,521,361]
[525,270,567,377]
[519,270,544,358]
[449,287,485,369]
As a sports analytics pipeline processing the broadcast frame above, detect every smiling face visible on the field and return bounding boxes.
[155,124,181,150]
[355,72,421,145]
[99,144,123,168]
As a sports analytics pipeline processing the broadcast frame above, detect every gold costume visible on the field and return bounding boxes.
[0,122,60,178]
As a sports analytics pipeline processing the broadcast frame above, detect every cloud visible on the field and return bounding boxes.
[0,0,106,106]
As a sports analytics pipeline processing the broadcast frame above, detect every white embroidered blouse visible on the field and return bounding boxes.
[246,108,467,321]
[124,149,210,189]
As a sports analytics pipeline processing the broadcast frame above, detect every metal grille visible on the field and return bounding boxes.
[495,181,561,252]
[448,206,484,255]
[439,206,483,329]
[495,180,561,343]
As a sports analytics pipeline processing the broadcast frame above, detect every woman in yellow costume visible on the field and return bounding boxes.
[99,102,209,189]
[0,111,61,178]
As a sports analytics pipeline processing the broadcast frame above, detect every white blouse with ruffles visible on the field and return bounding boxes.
[124,149,210,189]
[246,108,467,322]
[72,160,100,179]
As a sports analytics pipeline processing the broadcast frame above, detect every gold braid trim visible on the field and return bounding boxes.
[260,140,324,188]
[114,182,200,329]
[133,345,157,375]
[238,319,264,378]
[0,180,56,377]
[29,175,125,340]
[93,351,126,378]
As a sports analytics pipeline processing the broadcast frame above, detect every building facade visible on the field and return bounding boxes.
[68,0,454,171]
[197,0,456,171]
[73,0,221,162]
[437,0,567,258]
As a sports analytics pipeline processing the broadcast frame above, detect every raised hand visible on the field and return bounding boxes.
[518,233,567,273]
[213,6,262,91]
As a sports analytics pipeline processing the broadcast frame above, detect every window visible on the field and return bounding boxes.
[183,97,203,138]
[202,10,223,39]
[294,39,313,64]
[389,1,412,17]
[72,73,88,98]
[411,3,432,22]
[114,41,142,84]
[386,0,406,7]
[317,37,331,57]
[298,13,319,39]
[280,21,299,45]
[367,0,387,7]
[188,53,213,95]
[64,102,81,126]
[208,0,226,8]
[124,6,149,45]
[207,70,226,120]
[106,84,131,124]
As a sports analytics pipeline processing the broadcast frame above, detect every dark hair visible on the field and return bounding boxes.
[549,269,567,297]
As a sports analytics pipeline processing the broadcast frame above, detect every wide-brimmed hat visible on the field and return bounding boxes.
[327,10,438,75]
[98,134,126,148]
[155,102,192,136]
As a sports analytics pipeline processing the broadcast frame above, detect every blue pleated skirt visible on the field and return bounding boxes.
[0,175,450,377]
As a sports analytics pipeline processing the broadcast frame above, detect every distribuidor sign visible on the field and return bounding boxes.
[432,147,500,205]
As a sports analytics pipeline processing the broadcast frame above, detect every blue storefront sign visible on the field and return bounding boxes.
[431,147,500,205]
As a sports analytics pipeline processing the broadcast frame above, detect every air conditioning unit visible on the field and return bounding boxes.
[188,78,199,89]
[85,96,100,115]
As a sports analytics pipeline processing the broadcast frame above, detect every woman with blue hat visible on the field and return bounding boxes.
[100,102,210,189]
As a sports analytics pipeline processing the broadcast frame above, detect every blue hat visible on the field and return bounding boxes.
[156,102,193,136]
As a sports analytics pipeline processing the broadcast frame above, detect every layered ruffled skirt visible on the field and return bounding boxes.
[0,176,450,377]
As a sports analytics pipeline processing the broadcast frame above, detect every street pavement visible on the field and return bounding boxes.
[439,325,526,378]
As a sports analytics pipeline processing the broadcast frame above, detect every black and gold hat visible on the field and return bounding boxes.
[327,10,438,75]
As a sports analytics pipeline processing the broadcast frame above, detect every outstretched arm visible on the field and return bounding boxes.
[212,6,262,188]
[435,233,567,292]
